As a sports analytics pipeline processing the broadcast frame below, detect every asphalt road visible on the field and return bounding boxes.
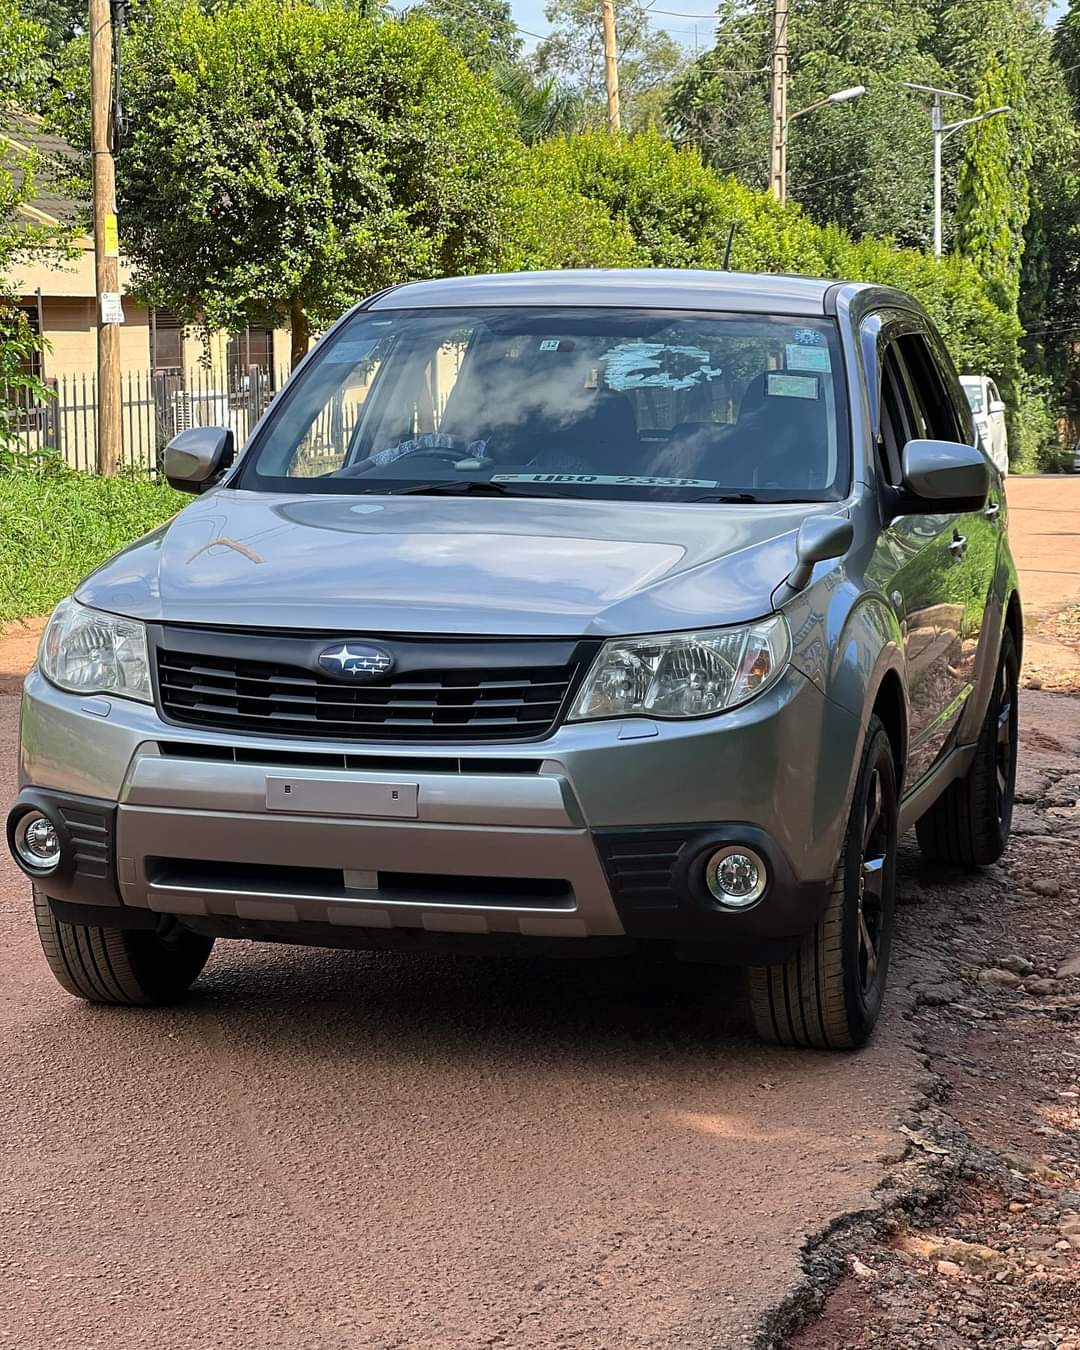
[0,687,923,1350]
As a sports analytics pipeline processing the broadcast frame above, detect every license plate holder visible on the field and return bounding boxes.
[265,776,419,819]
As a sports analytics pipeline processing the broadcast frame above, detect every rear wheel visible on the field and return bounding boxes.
[32,887,214,1005]
[748,717,898,1050]
[915,628,1018,869]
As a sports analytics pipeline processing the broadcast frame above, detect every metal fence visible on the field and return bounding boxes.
[7,365,290,476]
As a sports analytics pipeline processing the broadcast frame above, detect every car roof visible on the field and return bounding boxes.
[367,268,851,317]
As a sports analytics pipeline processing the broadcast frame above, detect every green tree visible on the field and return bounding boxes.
[408,0,519,71]
[19,0,83,57]
[491,64,585,144]
[56,1,523,365]
[955,52,1028,309]
[530,0,685,131]
[665,0,947,247]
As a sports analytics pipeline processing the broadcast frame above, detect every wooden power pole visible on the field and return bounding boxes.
[90,0,122,476]
[601,0,621,134]
[768,0,789,202]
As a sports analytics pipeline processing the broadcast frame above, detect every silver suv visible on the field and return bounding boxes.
[7,270,1020,1049]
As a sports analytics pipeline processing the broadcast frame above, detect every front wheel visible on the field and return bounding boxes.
[32,887,215,1005]
[748,717,898,1050]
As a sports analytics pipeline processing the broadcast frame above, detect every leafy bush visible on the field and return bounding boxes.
[1009,371,1063,473]
[525,130,828,274]
[0,470,185,623]
[522,132,1023,416]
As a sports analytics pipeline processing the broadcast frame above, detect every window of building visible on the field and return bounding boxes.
[151,310,183,374]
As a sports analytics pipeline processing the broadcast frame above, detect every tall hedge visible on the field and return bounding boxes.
[515,130,1021,409]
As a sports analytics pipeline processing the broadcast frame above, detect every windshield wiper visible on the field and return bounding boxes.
[687,492,761,503]
[383,479,532,497]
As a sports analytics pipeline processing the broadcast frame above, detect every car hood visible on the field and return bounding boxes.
[76,490,834,637]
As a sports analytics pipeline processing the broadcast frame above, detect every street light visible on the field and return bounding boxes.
[902,81,1011,259]
[779,86,866,204]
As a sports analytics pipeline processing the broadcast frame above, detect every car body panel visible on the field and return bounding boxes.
[75,490,839,637]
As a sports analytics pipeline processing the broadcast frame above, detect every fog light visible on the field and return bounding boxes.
[13,811,62,874]
[705,845,767,909]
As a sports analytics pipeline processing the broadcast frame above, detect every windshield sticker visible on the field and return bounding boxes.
[792,327,827,347]
[492,473,721,488]
[767,373,820,400]
[539,338,576,352]
[604,342,723,392]
[785,343,831,373]
[324,338,382,365]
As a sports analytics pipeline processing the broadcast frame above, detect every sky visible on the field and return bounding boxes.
[510,0,1071,59]
[510,0,722,54]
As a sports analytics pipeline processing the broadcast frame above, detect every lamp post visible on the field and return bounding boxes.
[775,86,866,205]
[902,82,1010,258]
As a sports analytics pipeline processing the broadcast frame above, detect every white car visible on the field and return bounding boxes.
[960,374,1008,477]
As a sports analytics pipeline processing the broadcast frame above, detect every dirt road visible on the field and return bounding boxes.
[0,682,926,1350]
[1004,476,1080,616]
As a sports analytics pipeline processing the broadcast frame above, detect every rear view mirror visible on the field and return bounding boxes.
[899,439,989,514]
[164,426,235,494]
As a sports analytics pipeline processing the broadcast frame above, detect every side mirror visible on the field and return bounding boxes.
[898,439,989,514]
[989,398,1006,415]
[780,514,855,597]
[164,426,235,494]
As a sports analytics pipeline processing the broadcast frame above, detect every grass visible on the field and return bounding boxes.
[0,469,186,624]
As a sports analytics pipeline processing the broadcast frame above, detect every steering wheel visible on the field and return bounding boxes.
[352,445,482,476]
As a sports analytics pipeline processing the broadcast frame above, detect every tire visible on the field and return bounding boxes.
[748,716,898,1051]
[32,887,215,1005]
[915,628,1019,869]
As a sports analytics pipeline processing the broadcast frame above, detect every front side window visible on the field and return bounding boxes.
[234,307,851,503]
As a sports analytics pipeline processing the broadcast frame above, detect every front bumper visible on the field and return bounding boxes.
[11,666,860,960]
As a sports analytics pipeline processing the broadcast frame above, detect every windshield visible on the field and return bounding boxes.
[961,380,984,414]
[235,307,851,502]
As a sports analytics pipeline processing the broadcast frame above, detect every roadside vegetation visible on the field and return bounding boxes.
[0,469,184,623]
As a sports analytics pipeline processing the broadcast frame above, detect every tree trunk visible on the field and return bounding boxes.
[289,300,310,370]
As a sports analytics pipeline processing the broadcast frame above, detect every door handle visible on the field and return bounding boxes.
[949,533,968,558]
[984,500,1000,522]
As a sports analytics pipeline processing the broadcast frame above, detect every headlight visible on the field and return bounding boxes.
[569,616,790,722]
[39,598,152,703]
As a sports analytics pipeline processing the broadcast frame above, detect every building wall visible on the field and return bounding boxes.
[34,295,151,380]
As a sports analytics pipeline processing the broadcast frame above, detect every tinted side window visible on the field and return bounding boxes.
[895,333,962,443]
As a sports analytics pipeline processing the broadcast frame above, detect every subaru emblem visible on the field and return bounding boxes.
[317,643,395,681]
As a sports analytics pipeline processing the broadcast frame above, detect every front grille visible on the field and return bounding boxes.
[154,631,588,742]
[156,743,544,775]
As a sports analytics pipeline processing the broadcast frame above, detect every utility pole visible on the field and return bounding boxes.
[90,0,122,476]
[902,82,1010,259]
[601,0,621,134]
[768,0,789,202]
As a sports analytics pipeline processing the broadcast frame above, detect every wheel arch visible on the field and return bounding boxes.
[870,668,907,795]
[1004,590,1023,666]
